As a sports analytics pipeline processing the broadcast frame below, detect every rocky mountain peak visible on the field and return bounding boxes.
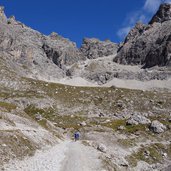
[0,6,7,22]
[0,6,4,13]
[124,22,146,43]
[80,38,118,59]
[49,32,60,40]
[114,3,171,68]
[7,15,17,24]
[149,3,171,24]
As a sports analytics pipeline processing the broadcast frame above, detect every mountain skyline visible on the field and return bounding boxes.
[1,0,171,46]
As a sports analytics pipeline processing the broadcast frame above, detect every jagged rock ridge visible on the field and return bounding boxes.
[0,7,86,79]
[114,3,171,68]
[80,38,118,59]
[149,3,171,24]
[0,4,171,87]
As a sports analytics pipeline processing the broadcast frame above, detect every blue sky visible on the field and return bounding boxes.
[1,0,171,46]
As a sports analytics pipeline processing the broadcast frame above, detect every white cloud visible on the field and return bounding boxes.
[144,0,171,13]
[117,11,147,39]
[117,26,132,40]
[165,0,171,3]
[144,0,161,13]
[117,0,171,40]
[139,14,147,23]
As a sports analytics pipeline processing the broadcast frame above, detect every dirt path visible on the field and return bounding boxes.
[60,141,102,171]
[3,140,103,171]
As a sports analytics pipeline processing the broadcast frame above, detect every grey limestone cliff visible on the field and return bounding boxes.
[114,3,171,68]
[0,7,85,79]
[80,38,118,59]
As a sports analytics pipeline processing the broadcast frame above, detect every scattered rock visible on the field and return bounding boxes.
[117,125,125,130]
[126,114,151,125]
[80,121,86,126]
[104,119,111,123]
[2,144,7,147]
[162,152,167,158]
[150,120,167,133]
[99,113,105,117]
[117,157,129,167]
[35,114,43,121]
[116,100,125,108]
[97,143,107,153]
[110,85,116,89]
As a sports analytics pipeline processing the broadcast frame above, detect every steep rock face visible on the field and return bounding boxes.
[80,38,118,59]
[149,3,171,24]
[124,22,147,44]
[114,3,171,68]
[0,7,85,79]
[43,32,86,68]
[0,6,7,22]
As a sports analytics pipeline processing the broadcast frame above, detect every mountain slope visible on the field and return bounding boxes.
[0,3,171,171]
[114,3,171,68]
[0,6,86,80]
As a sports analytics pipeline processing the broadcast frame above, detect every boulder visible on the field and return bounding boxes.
[150,120,167,133]
[126,114,151,125]
[97,143,107,153]
[117,125,125,130]
[79,121,86,126]
[35,114,43,121]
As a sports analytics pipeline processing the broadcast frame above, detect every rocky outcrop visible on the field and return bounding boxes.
[114,3,171,68]
[0,7,85,79]
[124,22,147,44]
[97,143,107,153]
[149,3,171,24]
[80,38,118,59]
[42,33,86,68]
[126,114,151,125]
[150,120,167,133]
[0,6,7,22]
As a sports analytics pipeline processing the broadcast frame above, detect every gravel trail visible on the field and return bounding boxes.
[3,140,103,171]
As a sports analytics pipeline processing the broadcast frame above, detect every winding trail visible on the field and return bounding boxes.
[3,140,103,171]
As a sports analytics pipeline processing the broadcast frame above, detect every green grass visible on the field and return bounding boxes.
[24,104,87,130]
[101,156,118,171]
[124,124,147,134]
[101,119,126,130]
[48,114,86,130]
[127,143,171,167]
[18,77,171,117]
[118,138,136,147]
[96,119,148,134]
[0,130,37,166]
[0,101,17,112]
[1,77,171,136]
[24,105,49,116]
[24,105,55,128]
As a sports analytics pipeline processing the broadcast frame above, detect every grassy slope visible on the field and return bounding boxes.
[0,61,171,168]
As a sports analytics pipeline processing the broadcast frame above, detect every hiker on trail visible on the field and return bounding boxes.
[74,131,80,141]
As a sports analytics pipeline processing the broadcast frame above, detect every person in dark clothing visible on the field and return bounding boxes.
[74,131,80,141]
